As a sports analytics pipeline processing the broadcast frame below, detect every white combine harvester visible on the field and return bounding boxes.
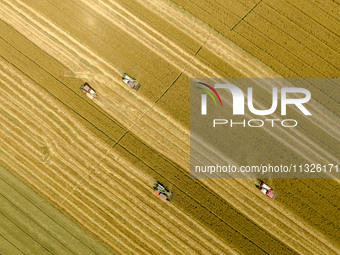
[80,82,97,100]
[259,181,278,199]
[122,73,141,91]
[154,182,174,202]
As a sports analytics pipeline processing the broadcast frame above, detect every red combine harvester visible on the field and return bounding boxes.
[154,183,174,202]
[259,182,278,199]
[122,73,141,91]
[80,82,97,100]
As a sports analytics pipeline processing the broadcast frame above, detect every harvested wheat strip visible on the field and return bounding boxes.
[204,178,339,255]
[77,155,237,254]
[92,147,236,254]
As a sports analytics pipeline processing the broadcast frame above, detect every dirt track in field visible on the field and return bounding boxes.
[0,0,339,254]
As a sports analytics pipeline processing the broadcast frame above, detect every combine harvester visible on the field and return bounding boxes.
[122,73,141,91]
[259,181,278,199]
[80,82,97,100]
[154,182,174,202]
